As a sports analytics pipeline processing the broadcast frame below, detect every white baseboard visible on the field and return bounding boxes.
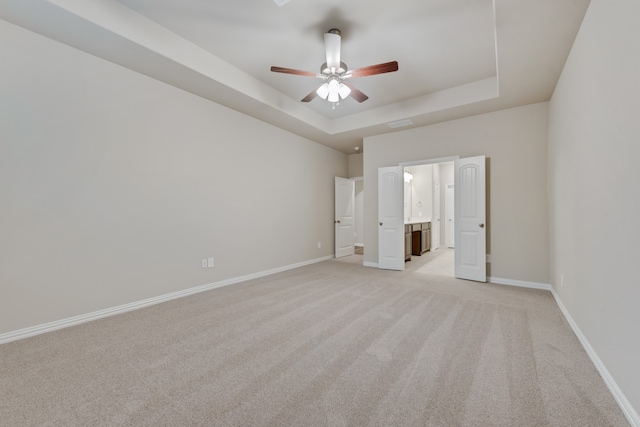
[481,277,638,425]
[488,276,552,291]
[363,262,379,268]
[550,289,640,427]
[0,255,334,345]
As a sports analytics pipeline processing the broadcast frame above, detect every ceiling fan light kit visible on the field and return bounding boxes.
[316,78,351,103]
[270,29,398,106]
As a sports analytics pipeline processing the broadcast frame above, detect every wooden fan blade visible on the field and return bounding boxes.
[301,87,320,102]
[342,81,369,103]
[270,66,319,77]
[347,61,398,78]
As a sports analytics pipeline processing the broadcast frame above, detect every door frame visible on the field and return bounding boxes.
[445,184,455,248]
[400,157,458,259]
[432,182,441,251]
[352,176,364,248]
[386,155,486,282]
[400,157,459,169]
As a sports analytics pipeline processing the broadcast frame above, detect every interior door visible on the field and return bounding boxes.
[432,183,440,250]
[378,166,404,270]
[454,156,486,282]
[335,177,355,258]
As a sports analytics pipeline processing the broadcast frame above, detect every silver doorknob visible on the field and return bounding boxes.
[479,223,485,228]
[335,220,341,224]
[379,222,383,226]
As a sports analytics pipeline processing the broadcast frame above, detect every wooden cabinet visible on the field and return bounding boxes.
[421,223,431,254]
[411,222,431,256]
[404,225,412,261]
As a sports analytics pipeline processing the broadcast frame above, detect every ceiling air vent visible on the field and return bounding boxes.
[387,119,414,129]
[273,0,291,6]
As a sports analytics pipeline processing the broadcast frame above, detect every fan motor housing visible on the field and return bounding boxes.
[320,61,348,75]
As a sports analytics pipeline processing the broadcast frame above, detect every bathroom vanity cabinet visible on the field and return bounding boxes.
[411,222,431,256]
[405,224,412,261]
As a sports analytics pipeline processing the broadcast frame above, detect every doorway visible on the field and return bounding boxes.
[335,176,364,259]
[403,160,454,271]
[335,177,355,258]
[377,155,486,282]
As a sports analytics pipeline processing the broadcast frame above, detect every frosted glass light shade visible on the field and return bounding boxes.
[316,79,351,103]
[338,83,351,99]
[316,83,329,99]
[327,79,340,103]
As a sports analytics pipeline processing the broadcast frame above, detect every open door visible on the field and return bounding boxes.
[378,166,404,270]
[335,177,355,258]
[454,156,486,282]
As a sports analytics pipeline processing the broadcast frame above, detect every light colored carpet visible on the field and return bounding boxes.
[0,259,629,426]
[415,248,455,277]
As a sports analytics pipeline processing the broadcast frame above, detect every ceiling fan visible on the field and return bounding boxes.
[270,29,398,105]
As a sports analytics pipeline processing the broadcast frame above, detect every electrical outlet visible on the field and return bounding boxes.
[317,241,321,249]
[201,259,207,269]
[207,257,214,268]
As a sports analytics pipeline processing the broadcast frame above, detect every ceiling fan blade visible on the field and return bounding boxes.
[342,81,369,103]
[346,61,399,78]
[270,66,319,77]
[301,87,320,102]
[324,32,341,70]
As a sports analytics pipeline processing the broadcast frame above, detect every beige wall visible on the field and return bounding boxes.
[0,20,347,334]
[409,164,433,221]
[548,0,640,418]
[348,153,363,178]
[364,103,550,284]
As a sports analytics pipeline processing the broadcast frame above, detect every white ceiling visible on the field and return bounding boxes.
[0,0,590,153]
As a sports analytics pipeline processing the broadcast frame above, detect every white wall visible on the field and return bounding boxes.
[439,162,454,247]
[364,103,550,284]
[0,20,347,335]
[410,164,433,221]
[348,153,363,178]
[547,0,640,420]
[354,180,364,247]
[403,176,412,223]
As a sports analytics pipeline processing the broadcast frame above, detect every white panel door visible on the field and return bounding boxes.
[335,177,355,258]
[432,183,440,250]
[378,166,404,270]
[454,156,486,282]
